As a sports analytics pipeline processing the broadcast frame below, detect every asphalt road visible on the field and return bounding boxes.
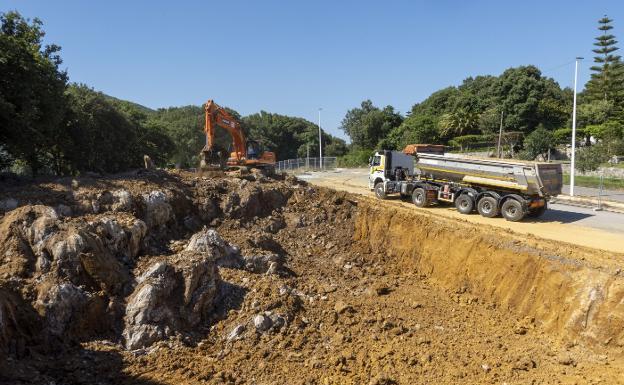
[299,168,624,237]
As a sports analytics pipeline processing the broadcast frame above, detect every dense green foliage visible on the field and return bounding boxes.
[519,125,554,160]
[243,111,347,161]
[340,100,403,149]
[336,148,373,168]
[575,144,611,172]
[0,11,69,175]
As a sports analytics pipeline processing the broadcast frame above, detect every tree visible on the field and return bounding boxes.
[495,66,567,133]
[323,139,348,157]
[0,11,70,175]
[586,120,624,156]
[410,87,460,117]
[244,112,313,160]
[576,144,610,172]
[521,125,554,159]
[378,115,439,150]
[150,105,205,168]
[402,66,569,149]
[65,85,142,173]
[576,100,614,127]
[438,108,480,137]
[584,16,624,108]
[340,100,403,148]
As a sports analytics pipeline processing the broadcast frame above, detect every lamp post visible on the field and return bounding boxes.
[318,108,323,170]
[570,57,583,197]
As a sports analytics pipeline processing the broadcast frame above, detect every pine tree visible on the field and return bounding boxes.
[585,16,624,108]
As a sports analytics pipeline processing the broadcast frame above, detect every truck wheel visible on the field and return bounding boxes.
[477,196,499,218]
[412,188,429,207]
[501,199,525,222]
[454,194,474,214]
[374,183,387,200]
[527,201,547,218]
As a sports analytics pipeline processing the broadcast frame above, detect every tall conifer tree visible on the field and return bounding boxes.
[585,16,624,110]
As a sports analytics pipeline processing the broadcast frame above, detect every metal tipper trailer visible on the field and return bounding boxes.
[368,146,563,222]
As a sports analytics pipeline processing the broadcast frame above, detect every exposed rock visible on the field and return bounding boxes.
[142,191,172,228]
[36,283,89,336]
[266,261,279,275]
[111,190,133,212]
[265,216,286,233]
[269,314,286,330]
[123,251,220,350]
[243,254,283,274]
[253,314,272,332]
[185,227,240,267]
[227,324,246,341]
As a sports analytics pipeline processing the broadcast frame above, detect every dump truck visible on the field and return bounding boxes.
[369,145,563,222]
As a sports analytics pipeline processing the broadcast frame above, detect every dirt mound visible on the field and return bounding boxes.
[0,170,622,385]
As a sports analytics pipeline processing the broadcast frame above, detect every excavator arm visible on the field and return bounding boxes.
[203,99,246,163]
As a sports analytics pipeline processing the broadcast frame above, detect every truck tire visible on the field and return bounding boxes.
[412,188,429,207]
[527,201,547,218]
[477,196,499,218]
[501,199,525,222]
[374,183,387,200]
[455,194,474,214]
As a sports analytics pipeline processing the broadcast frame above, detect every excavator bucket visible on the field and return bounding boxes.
[199,146,227,171]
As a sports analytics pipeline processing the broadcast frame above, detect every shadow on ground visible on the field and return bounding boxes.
[531,208,593,224]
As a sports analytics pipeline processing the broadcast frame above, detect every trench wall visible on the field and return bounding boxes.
[354,203,624,348]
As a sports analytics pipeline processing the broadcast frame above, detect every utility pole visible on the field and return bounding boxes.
[570,57,583,197]
[318,108,323,170]
[497,110,504,158]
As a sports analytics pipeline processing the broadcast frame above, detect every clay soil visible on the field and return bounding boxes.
[0,170,623,385]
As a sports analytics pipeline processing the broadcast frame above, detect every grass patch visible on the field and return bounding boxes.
[563,174,624,190]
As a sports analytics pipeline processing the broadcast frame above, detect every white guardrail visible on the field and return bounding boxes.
[276,157,337,172]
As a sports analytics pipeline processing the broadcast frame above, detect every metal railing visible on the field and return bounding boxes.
[276,157,337,172]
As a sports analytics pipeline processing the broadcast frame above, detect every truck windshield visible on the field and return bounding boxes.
[371,156,381,166]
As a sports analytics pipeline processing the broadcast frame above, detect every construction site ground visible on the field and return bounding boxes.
[0,169,622,385]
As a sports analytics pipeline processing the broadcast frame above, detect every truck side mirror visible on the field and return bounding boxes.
[368,157,373,166]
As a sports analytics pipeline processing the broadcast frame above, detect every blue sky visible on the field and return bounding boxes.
[4,0,624,140]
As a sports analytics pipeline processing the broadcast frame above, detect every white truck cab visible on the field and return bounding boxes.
[368,150,415,190]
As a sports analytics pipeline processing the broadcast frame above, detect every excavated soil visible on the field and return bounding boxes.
[0,169,623,385]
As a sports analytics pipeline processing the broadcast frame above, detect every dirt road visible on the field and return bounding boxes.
[300,168,624,254]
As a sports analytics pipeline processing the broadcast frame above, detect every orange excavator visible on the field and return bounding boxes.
[199,99,276,172]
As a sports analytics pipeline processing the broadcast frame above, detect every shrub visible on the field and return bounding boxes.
[575,144,610,172]
[337,148,374,168]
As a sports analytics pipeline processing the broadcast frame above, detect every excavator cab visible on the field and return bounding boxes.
[246,140,261,160]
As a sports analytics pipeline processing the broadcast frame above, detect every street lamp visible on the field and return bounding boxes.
[570,57,583,197]
[318,108,323,170]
